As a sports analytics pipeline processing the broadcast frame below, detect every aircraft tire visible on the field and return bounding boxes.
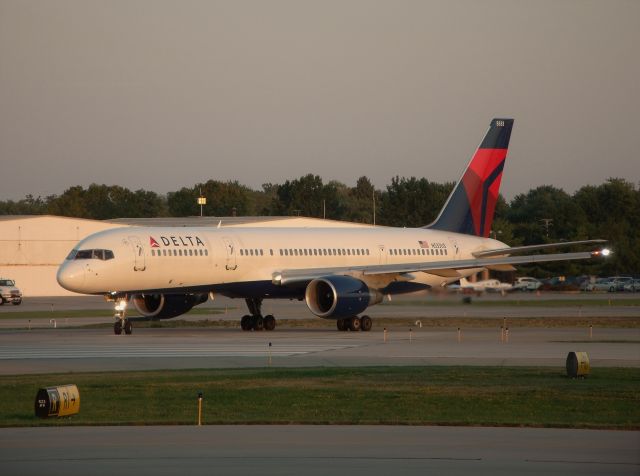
[360,315,372,332]
[124,320,133,335]
[254,316,264,331]
[336,319,348,331]
[349,316,361,332]
[241,315,252,331]
[264,315,276,331]
[114,321,123,335]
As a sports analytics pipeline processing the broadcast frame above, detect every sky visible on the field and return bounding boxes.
[1,0,638,202]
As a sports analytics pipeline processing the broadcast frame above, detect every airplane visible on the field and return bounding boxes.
[56,118,609,335]
[448,277,514,294]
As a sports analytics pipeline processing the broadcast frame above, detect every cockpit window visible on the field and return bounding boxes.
[67,249,115,261]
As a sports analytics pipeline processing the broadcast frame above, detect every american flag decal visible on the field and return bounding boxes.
[149,237,160,248]
[418,240,429,248]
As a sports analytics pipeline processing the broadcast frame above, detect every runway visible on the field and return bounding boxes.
[1,295,638,476]
[1,326,638,375]
[1,425,638,476]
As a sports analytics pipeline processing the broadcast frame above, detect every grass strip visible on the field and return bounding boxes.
[1,366,638,429]
[381,298,640,308]
[75,316,640,330]
[0,308,228,320]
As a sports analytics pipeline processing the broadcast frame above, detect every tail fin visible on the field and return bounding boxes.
[427,118,513,237]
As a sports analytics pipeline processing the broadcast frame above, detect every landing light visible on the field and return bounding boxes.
[601,248,611,257]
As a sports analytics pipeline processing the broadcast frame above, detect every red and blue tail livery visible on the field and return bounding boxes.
[428,118,513,237]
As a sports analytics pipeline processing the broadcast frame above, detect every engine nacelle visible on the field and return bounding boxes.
[131,293,208,320]
[305,275,381,318]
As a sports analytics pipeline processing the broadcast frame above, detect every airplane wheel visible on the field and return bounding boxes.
[114,321,123,335]
[124,320,133,335]
[264,315,276,331]
[360,315,372,332]
[254,316,264,331]
[241,315,252,331]
[336,319,348,331]
[349,316,361,332]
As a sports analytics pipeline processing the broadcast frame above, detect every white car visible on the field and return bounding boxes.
[623,279,640,292]
[585,278,614,292]
[610,276,634,292]
[0,278,22,305]
[513,277,542,291]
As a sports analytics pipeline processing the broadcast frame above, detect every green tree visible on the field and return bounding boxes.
[167,180,254,217]
[378,177,453,227]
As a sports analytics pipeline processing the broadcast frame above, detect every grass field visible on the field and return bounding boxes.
[2,366,638,429]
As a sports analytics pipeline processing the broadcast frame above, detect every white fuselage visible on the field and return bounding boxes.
[57,225,506,297]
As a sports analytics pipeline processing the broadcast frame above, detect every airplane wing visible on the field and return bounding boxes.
[273,249,605,286]
[472,239,607,258]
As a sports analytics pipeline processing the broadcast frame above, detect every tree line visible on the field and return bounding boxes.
[1,176,638,275]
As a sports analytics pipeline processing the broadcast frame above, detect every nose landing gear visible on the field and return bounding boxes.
[112,296,133,335]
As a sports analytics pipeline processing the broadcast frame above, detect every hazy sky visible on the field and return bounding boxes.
[1,0,638,201]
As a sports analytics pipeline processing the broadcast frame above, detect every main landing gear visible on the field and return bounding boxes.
[336,315,372,332]
[240,298,276,331]
[112,296,133,335]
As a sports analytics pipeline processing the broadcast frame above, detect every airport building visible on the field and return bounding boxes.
[0,215,370,297]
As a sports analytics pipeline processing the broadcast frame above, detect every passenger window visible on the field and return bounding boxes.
[105,250,114,260]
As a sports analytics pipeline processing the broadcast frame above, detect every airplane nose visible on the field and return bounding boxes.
[57,262,86,292]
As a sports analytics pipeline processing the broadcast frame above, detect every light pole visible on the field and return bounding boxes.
[197,189,206,217]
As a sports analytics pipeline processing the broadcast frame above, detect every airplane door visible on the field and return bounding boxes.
[128,236,146,271]
[222,237,237,270]
[447,236,460,259]
[378,245,387,264]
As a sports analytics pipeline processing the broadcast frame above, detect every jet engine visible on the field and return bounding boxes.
[305,275,382,318]
[131,293,208,319]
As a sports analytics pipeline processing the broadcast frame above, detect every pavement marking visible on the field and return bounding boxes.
[0,343,359,359]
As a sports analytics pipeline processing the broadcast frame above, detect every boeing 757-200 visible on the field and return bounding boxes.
[57,119,608,334]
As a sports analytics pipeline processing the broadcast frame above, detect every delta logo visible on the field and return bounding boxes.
[149,235,205,247]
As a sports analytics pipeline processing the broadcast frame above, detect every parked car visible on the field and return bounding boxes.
[610,276,634,292]
[0,278,22,305]
[586,277,633,292]
[513,277,542,291]
[585,278,614,292]
[623,279,640,292]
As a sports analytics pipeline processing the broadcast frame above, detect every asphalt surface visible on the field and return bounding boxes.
[1,425,638,476]
[1,293,638,476]
[0,325,639,375]
[1,292,639,330]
